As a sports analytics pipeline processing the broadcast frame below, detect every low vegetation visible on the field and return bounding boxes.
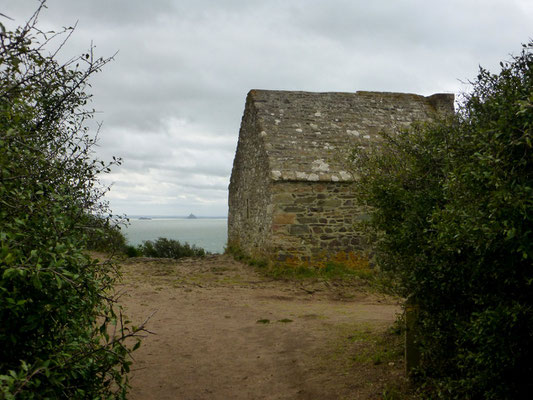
[262,259,375,282]
[352,42,533,398]
[85,215,129,254]
[225,243,381,285]
[131,237,207,259]
[86,221,208,260]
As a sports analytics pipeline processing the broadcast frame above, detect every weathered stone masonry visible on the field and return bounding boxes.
[228,94,272,255]
[228,90,454,262]
[269,181,366,261]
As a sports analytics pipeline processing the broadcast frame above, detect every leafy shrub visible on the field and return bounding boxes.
[125,245,142,257]
[84,214,129,254]
[351,42,533,399]
[0,4,141,398]
[138,237,206,259]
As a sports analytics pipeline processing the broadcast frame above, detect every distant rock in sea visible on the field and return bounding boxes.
[187,213,197,219]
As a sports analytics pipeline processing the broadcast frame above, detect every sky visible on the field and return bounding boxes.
[3,0,532,217]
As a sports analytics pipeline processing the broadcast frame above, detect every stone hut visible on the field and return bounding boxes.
[228,90,454,263]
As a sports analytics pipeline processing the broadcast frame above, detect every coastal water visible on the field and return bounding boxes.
[122,218,227,254]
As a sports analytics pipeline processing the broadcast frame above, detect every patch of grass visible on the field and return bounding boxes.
[249,258,268,268]
[226,242,271,271]
[331,322,404,370]
[278,318,293,323]
[325,322,412,398]
[226,243,401,298]
[227,243,378,281]
[382,384,407,400]
[256,260,377,283]
[225,242,248,261]
[264,261,403,298]
[351,328,403,365]
[256,319,270,324]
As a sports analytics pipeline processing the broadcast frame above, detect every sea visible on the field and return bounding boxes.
[122,217,228,254]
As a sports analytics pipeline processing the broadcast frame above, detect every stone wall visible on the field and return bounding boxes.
[228,90,455,264]
[268,181,367,262]
[227,96,273,257]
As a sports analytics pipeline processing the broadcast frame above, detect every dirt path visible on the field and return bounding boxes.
[117,255,406,400]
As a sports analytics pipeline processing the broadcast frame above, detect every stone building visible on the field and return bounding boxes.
[228,89,454,263]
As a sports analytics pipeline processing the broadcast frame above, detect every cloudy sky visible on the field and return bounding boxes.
[3,0,532,217]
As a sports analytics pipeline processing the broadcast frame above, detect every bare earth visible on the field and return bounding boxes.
[116,254,406,400]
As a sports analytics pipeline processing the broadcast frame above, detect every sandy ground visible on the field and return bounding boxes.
[116,254,406,400]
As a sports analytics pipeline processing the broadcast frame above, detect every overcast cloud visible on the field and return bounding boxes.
[3,0,532,216]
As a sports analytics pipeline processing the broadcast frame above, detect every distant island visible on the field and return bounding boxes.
[187,213,197,219]
[139,217,152,220]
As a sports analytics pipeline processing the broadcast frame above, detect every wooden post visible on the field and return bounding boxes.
[405,297,420,375]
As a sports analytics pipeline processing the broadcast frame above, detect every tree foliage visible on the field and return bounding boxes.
[0,4,143,398]
[352,42,533,399]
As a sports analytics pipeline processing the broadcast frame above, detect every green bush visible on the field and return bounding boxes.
[85,214,129,254]
[138,237,206,259]
[0,4,141,398]
[352,42,533,399]
[125,245,142,258]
